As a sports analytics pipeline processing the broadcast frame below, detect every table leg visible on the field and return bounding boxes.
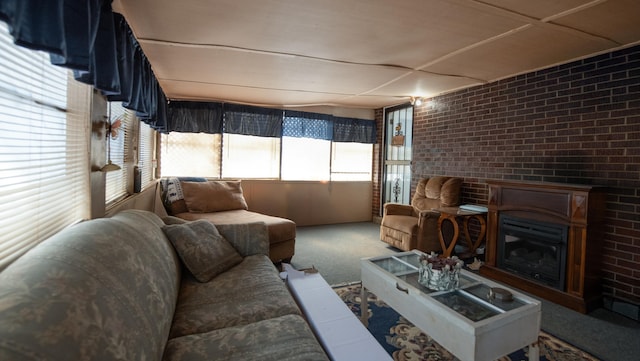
[462,214,487,254]
[360,285,369,327]
[438,214,459,258]
[528,340,540,361]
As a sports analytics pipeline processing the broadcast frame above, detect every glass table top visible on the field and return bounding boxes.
[367,252,531,321]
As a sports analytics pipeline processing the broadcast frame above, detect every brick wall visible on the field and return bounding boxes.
[376,45,640,304]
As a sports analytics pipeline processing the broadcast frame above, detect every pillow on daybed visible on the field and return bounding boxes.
[181,180,248,213]
[162,219,242,282]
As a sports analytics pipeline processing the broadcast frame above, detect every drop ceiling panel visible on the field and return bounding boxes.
[550,0,640,44]
[322,95,409,109]
[479,0,597,20]
[162,80,347,107]
[140,41,410,96]
[422,24,617,82]
[367,71,483,98]
[118,0,527,67]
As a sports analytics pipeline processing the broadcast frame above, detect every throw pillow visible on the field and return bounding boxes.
[181,180,249,213]
[162,219,243,282]
[160,177,207,215]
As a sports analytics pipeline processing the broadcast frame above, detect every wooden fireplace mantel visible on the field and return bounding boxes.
[480,180,606,313]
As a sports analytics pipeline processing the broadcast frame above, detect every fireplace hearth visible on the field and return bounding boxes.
[480,180,606,313]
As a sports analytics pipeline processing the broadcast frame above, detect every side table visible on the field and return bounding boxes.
[436,206,487,257]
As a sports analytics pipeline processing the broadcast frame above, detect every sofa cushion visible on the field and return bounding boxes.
[181,180,248,213]
[163,220,243,282]
[163,314,329,361]
[169,254,301,338]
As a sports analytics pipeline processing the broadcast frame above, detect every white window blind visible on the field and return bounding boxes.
[160,132,221,178]
[138,121,156,189]
[331,142,373,181]
[221,133,280,179]
[281,137,330,181]
[105,101,128,203]
[0,23,90,269]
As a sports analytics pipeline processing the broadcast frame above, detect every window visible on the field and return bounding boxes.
[0,23,90,269]
[159,126,373,181]
[158,110,374,181]
[281,138,373,181]
[331,142,373,181]
[160,132,221,178]
[221,134,280,179]
[105,102,129,203]
[281,137,330,181]
[104,105,157,203]
[138,121,156,189]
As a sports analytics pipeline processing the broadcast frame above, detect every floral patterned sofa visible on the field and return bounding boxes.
[0,210,327,361]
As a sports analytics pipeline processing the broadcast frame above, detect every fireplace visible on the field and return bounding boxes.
[480,180,606,313]
[497,215,568,290]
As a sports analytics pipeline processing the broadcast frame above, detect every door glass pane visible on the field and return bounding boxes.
[384,164,411,203]
[382,104,413,207]
[386,107,412,161]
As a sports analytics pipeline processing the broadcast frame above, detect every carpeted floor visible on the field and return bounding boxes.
[293,221,640,361]
[334,283,601,361]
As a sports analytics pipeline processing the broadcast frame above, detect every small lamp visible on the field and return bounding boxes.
[410,96,423,106]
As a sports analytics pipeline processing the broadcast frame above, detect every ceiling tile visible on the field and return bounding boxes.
[422,24,616,82]
[478,0,595,20]
[141,41,410,95]
[550,0,640,44]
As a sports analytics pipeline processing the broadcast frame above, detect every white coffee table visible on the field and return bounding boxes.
[361,250,541,361]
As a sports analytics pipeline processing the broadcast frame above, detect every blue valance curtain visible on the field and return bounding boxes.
[0,0,168,132]
[283,110,333,141]
[161,103,376,144]
[167,101,223,134]
[333,117,377,143]
[223,103,283,138]
[282,110,376,143]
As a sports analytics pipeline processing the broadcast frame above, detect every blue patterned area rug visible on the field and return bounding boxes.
[334,283,600,361]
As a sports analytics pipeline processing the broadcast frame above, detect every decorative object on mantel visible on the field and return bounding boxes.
[418,252,463,291]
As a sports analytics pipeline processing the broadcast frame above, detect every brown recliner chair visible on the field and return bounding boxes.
[380,176,462,252]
